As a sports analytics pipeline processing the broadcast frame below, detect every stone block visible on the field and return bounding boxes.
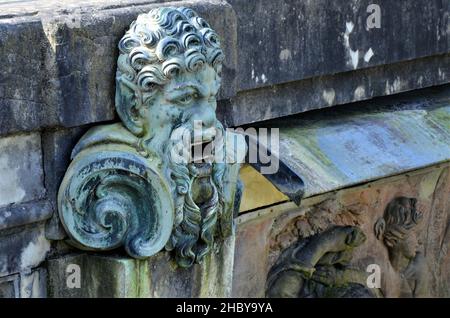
[48,236,235,297]
[0,222,51,277]
[0,19,58,135]
[41,126,90,240]
[0,268,47,298]
[221,55,450,126]
[48,254,151,298]
[0,133,45,208]
[0,0,237,136]
[228,0,449,91]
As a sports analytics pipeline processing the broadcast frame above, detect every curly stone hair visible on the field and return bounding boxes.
[118,6,223,81]
[115,7,224,135]
[114,7,226,267]
[374,197,423,248]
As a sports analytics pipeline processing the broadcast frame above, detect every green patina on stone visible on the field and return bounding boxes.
[57,7,246,268]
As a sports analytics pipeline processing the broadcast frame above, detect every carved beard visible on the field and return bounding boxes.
[160,123,227,268]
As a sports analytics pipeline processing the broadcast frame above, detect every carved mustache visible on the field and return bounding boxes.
[168,123,224,164]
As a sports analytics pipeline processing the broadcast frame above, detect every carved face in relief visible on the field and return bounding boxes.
[115,7,226,267]
[394,228,420,260]
[115,7,224,150]
[142,64,221,151]
[375,197,423,268]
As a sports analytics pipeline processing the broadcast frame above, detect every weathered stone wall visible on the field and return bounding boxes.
[1,0,448,134]
[0,0,449,297]
[0,133,50,297]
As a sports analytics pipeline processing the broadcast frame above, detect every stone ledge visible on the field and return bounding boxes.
[0,0,448,135]
[221,54,450,126]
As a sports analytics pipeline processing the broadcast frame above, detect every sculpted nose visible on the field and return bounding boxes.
[190,103,216,129]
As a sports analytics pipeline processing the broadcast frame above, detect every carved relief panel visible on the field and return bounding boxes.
[233,165,450,297]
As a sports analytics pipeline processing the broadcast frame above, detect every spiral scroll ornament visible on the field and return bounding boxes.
[57,145,174,258]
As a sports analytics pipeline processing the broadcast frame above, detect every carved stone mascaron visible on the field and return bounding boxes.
[57,7,246,268]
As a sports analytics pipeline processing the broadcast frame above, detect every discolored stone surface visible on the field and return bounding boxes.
[262,85,450,198]
[41,126,91,240]
[48,235,235,297]
[228,0,449,91]
[0,133,45,208]
[0,134,52,298]
[0,223,51,277]
[221,55,450,126]
[0,0,449,134]
[0,0,449,299]
[0,268,47,298]
[48,254,151,298]
[0,0,237,135]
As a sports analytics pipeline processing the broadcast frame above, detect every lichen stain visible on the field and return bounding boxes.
[0,156,26,206]
[322,89,336,106]
[354,86,366,100]
[343,21,359,69]
[20,233,51,270]
[364,48,374,63]
[417,76,424,86]
[385,77,402,95]
[438,68,446,80]
[279,49,292,62]
[261,74,268,84]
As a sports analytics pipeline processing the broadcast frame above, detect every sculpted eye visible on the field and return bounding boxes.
[177,93,197,105]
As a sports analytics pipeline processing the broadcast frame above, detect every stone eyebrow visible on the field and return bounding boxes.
[172,83,199,91]
[170,83,208,97]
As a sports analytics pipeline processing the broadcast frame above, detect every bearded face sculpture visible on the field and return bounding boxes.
[57,7,246,268]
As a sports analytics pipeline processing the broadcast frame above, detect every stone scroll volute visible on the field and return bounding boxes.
[57,7,246,268]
